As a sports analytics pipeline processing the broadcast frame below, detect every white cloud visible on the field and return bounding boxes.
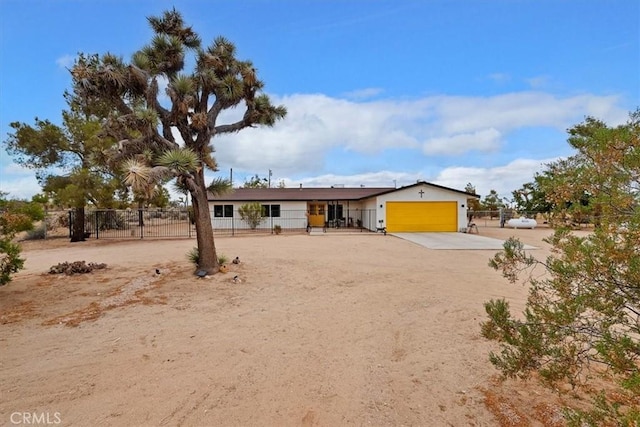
[433,157,559,200]
[342,87,384,100]
[0,175,41,200]
[432,92,626,135]
[254,156,556,198]
[210,90,625,175]
[423,128,502,155]
[0,164,66,199]
[2,163,38,176]
[214,93,424,174]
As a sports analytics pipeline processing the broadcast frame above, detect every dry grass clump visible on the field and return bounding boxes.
[49,261,107,275]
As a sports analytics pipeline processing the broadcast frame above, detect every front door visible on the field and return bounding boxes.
[307,203,325,227]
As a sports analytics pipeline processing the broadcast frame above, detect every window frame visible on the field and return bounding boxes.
[261,204,281,218]
[213,204,234,218]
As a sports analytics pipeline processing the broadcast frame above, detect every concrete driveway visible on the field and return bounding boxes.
[391,232,538,250]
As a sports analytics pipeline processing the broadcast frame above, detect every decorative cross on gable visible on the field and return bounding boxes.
[418,189,425,198]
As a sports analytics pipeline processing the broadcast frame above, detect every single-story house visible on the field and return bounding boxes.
[208,181,479,233]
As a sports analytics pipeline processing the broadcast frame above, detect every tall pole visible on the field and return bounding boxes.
[268,169,272,188]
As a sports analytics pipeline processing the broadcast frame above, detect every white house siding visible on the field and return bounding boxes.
[209,200,308,230]
[374,184,469,232]
[360,198,381,231]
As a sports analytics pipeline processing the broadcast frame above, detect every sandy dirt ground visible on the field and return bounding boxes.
[1,224,584,426]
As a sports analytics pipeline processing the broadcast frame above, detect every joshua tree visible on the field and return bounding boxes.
[70,9,286,274]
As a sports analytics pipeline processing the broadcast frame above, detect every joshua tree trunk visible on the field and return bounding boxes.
[189,169,219,275]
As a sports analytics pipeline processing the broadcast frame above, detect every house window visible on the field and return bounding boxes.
[213,204,234,217]
[261,204,281,217]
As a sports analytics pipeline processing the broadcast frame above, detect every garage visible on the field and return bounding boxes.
[386,201,458,232]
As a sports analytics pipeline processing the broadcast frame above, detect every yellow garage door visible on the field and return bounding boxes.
[386,201,457,232]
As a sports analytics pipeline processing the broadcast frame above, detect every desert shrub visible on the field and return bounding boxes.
[25,223,46,240]
[273,225,282,235]
[0,239,24,285]
[0,199,44,223]
[187,247,199,265]
[0,195,42,285]
[1,212,34,234]
[238,202,264,230]
[187,248,227,267]
[49,261,107,275]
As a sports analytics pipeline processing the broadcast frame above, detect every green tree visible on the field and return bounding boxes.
[464,182,482,214]
[511,180,553,215]
[238,202,264,230]
[0,192,44,285]
[5,103,124,241]
[482,111,640,425]
[242,174,268,188]
[482,189,504,217]
[535,158,603,227]
[147,186,170,209]
[71,9,286,274]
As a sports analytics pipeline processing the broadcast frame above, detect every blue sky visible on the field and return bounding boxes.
[1,0,638,202]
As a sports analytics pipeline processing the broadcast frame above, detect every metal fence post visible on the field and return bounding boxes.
[139,209,144,239]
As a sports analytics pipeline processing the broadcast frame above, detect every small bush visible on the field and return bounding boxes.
[238,202,264,230]
[273,225,282,235]
[0,239,24,285]
[49,261,107,275]
[187,247,199,266]
[187,247,227,267]
[1,212,34,234]
[25,223,46,240]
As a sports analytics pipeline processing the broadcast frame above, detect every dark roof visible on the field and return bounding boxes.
[208,187,393,202]
[208,181,480,202]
